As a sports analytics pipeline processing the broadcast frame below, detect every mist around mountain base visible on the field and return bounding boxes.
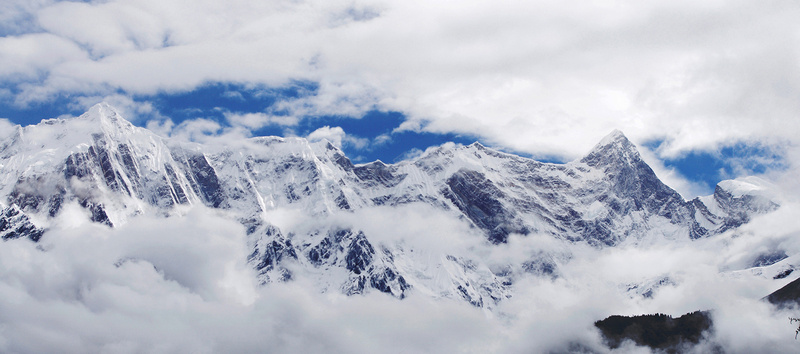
[0,200,799,353]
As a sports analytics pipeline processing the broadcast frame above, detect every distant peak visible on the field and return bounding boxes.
[72,103,136,137]
[94,102,113,110]
[580,130,642,168]
[81,103,131,123]
[85,102,122,120]
[716,177,775,199]
[588,129,636,152]
[597,129,630,147]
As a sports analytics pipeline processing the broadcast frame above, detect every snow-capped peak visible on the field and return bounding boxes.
[76,102,137,138]
[591,129,636,154]
[716,176,775,199]
[598,129,627,146]
[580,129,641,168]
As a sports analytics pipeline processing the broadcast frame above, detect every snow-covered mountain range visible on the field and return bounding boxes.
[0,103,780,308]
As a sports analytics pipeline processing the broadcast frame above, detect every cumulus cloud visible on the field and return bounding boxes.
[2,3,800,350]
[307,125,369,150]
[254,186,800,352]
[3,185,800,352]
[37,1,169,58]
[0,33,87,79]
[0,119,17,141]
[0,0,797,170]
[0,204,504,353]
[341,204,486,256]
[0,0,52,35]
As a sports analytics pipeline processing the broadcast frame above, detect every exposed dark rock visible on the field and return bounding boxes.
[47,190,64,217]
[712,185,779,234]
[581,131,689,225]
[8,188,44,213]
[331,150,354,172]
[456,284,483,307]
[285,184,301,202]
[345,231,374,275]
[766,276,800,308]
[354,161,406,188]
[774,268,794,280]
[369,267,410,298]
[307,235,335,266]
[249,226,298,281]
[181,153,226,208]
[522,256,558,278]
[79,199,113,227]
[151,176,176,208]
[89,145,123,193]
[752,250,788,268]
[64,152,93,180]
[164,164,189,205]
[0,205,45,242]
[335,191,351,210]
[443,169,528,243]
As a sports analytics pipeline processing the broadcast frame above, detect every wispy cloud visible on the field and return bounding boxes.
[224,111,299,130]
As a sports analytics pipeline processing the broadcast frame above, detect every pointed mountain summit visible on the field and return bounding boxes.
[4,102,141,163]
[581,129,642,169]
[80,102,126,123]
[73,102,138,140]
[580,130,690,228]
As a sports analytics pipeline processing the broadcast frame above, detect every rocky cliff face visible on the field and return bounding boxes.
[0,103,778,307]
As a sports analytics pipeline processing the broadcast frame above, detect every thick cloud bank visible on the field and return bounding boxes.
[2,198,800,353]
[3,0,800,164]
[0,205,499,353]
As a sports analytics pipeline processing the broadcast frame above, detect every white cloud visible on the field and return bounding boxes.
[3,188,800,352]
[224,111,299,130]
[0,119,17,141]
[307,125,346,147]
[0,0,793,174]
[0,0,53,35]
[396,147,423,162]
[0,205,502,353]
[373,133,391,146]
[162,118,266,149]
[144,117,176,138]
[270,81,383,119]
[37,1,168,58]
[306,125,369,150]
[222,90,245,101]
[0,33,87,79]
[3,2,800,348]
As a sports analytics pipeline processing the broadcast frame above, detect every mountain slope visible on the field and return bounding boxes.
[0,103,779,307]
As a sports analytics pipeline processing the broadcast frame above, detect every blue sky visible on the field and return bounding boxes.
[0,82,478,163]
[0,80,786,196]
[1,1,797,198]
